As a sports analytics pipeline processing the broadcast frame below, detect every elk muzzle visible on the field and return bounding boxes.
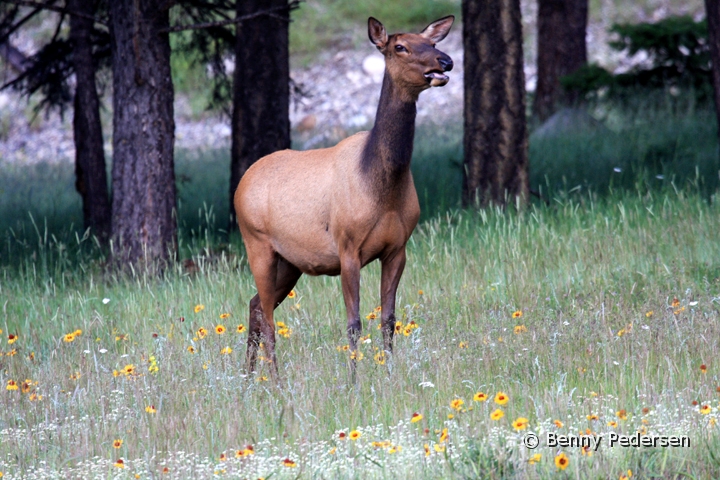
[424,53,453,87]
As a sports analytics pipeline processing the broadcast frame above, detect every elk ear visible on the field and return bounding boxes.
[368,17,388,50]
[420,15,454,43]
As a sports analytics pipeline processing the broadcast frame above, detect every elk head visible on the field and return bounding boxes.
[368,16,455,99]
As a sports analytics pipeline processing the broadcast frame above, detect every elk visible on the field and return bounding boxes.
[234,15,454,378]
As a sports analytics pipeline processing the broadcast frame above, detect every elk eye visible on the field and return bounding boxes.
[394,44,407,53]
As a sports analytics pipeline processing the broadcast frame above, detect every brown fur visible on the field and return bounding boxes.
[234,15,455,379]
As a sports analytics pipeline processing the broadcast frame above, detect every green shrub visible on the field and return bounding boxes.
[561,16,712,98]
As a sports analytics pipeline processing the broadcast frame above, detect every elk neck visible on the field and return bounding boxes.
[360,71,418,188]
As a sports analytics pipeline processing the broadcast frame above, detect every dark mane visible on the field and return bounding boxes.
[360,72,417,182]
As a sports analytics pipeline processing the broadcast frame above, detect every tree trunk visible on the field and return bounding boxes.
[229,0,290,227]
[69,0,110,243]
[706,0,720,144]
[109,0,176,268]
[462,0,530,208]
[533,0,588,121]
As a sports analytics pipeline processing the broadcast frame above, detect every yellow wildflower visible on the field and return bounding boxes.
[473,392,488,402]
[374,351,386,365]
[512,417,529,431]
[494,392,509,405]
[555,452,569,470]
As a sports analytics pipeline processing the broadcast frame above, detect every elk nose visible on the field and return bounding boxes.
[438,55,453,72]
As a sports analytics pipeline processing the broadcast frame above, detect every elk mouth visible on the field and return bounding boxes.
[424,70,449,87]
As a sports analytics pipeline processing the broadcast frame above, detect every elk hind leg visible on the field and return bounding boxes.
[245,253,301,377]
[246,293,263,373]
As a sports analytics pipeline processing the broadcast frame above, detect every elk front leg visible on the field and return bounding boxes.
[340,254,362,375]
[380,248,406,353]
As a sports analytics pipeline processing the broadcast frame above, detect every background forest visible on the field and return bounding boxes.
[0,0,714,261]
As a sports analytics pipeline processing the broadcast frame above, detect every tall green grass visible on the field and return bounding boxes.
[1,97,718,268]
[530,94,720,199]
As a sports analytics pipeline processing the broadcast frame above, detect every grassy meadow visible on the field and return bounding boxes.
[2,185,720,479]
[2,99,720,478]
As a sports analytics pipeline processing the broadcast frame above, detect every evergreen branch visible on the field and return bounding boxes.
[2,0,107,26]
[162,0,300,33]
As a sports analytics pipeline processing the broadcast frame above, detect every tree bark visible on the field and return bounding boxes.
[229,0,290,227]
[69,0,110,243]
[706,0,720,144]
[462,0,529,208]
[109,0,176,268]
[533,0,588,121]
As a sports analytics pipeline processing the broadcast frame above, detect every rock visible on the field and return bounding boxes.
[295,114,317,133]
[531,108,608,139]
[347,114,368,128]
[212,124,231,137]
[362,55,385,82]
